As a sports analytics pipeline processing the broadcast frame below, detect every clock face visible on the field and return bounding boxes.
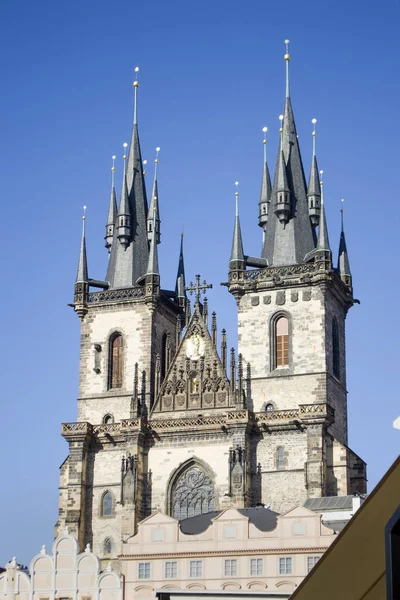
[186,334,205,361]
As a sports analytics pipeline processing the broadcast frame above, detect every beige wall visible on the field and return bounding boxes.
[121,506,336,599]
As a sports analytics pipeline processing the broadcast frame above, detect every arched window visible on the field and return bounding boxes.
[104,538,112,554]
[102,491,113,517]
[171,463,215,521]
[332,318,340,379]
[109,334,123,389]
[275,316,289,368]
[277,446,285,470]
[103,414,114,424]
[265,403,274,412]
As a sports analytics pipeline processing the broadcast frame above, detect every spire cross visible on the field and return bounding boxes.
[185,274,213,306]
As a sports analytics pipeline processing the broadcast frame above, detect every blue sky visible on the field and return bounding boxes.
[0,0,399,565]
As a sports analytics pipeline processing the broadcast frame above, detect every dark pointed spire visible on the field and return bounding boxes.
[106,67,149,288]
[74,207,89,320]
[258,127,272,230]
[117,144,132,249]
[175,234,186,306]
[230,183,245,267]
[146,209,159,276]
[76,206,88,283]
[308,119,321,227]
[316,171,331,252]
[147,147,161,245]
[274,121,291,225]
[262,41,315,266]
[105,155,118,252]
[338,200,352,288]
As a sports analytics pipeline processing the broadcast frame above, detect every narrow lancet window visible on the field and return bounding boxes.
[104,538,112,554]
[276,316,289,367]
[332,318,340,379]
[102,491,113,517]
[109,334,123,389]
[277,446,285,470]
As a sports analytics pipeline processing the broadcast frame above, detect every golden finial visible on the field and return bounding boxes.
[122,142,128,161]
[133,66,139,88]
[340,198,345,230]
[82,205,87,235]
[284,40,290,97]
[279,114,284,144]
[111,155,116,188]
[312,119,317,156]
[262,127,268,162]
[83,205,87,220]
[235,181,239,216]
[143,159,147,177]
[133,67,139,124]
[319,169,324,186]
[284,39,290,60]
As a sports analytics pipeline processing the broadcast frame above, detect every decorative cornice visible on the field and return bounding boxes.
[119,546,331,560]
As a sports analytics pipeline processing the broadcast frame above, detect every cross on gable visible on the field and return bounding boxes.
[185,274,213,306]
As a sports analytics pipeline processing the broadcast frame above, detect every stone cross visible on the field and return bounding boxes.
[185,274,212,306]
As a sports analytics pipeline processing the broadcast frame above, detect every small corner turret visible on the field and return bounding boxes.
[258,127,271,230]
[147,147,161,246]
[228,184,246,304]
[274,124,291,226]
[338,201,352,293]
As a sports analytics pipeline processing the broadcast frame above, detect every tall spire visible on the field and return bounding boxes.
[262,41,315,266]
[338,200,352,288]
[175,233,186,306]
[274,116,291,225]
[74,207,89,320]
[106,67,149,288]
[316,170,331,252]
[229,182,245,267]
[117,143,132,249]
[146,209,159,276]
[76,206,88,283]
[308,119,321,227]
[105,155,118,252]
[258,126,272,230]
[147,147,161,244]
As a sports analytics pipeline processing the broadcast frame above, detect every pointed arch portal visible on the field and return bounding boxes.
[169,460,215,521]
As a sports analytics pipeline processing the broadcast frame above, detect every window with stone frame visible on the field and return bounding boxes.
[189,560,202,578]
[265,403,274,412]
[307,556,320,573]
[279,557,292,575]
[250,558,263,576]
[171,463,215,520]
[224,559,237,576]
[104,538,112,554]
[165,561,178,579]
[109,333,123,389]
[138,562,151,580]
[275,316,289,367]
[332,318,340,379]
[276,446,285,470]
[101,491,113,517]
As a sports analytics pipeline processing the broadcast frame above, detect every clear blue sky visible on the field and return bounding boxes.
[0,0,399,566]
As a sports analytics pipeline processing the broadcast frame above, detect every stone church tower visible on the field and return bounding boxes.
[56,48,366,565]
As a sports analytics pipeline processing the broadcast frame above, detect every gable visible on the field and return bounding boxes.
[138,510,178,526]
[279,505,317,519]
[151,306,232,414]
[212,508,248,522]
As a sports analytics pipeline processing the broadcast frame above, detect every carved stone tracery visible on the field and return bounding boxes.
[171,465,215,521]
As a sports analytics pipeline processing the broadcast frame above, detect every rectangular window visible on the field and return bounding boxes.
[189,560,202,578]
[250,558,263,576]
[138,562,151,579]
[224,559,237,577]
[165,561,177,579]
[279,557,292,575]
[307,556,320,573]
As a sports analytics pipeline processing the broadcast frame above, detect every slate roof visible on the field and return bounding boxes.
[179,507,279,535]
[303,496,355,511]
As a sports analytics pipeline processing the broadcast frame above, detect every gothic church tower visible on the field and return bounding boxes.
[228,42,366,510]
[57,48,366,567]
